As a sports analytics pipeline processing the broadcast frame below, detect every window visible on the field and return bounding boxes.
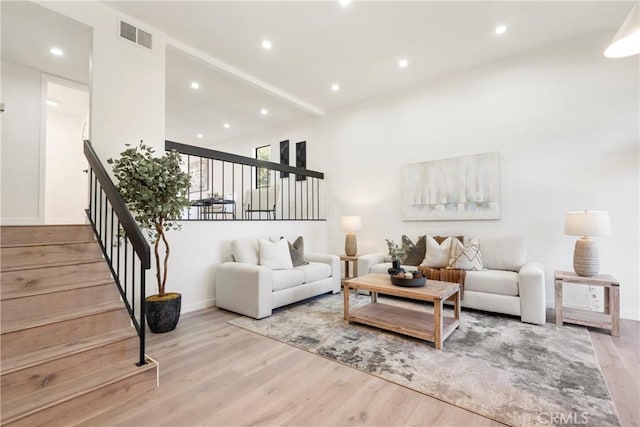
[255,145,271,188]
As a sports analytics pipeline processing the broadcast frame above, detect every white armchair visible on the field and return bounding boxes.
[243,185,279,219]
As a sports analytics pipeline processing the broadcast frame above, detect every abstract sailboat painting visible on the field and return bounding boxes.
[402,152,500,220]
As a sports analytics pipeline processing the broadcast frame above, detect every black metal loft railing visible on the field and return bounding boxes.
[83,140,150,367]
[166,140,326,221]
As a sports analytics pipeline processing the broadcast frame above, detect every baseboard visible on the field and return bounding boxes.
[563,302,595,311]
[1,217,40,225]
[621,309,640,321]
[182,298,215,313]
[44,217,87,224]
[551,301,639,321]
[547,299,596,311]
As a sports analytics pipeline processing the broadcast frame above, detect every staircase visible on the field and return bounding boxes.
[0,225,158,426]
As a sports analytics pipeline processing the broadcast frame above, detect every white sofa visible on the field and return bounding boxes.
[216,238,340,319]
[358,237,546,325]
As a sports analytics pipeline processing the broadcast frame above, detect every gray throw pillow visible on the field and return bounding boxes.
[283,236,308,267]
[401,235,426,266]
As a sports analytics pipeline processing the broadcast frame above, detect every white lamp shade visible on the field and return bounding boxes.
[604,5,640,58]
[564,211,612,237]
[340,216,362,232]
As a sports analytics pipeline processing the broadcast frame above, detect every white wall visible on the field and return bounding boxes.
[1,60,42,224]
[37,1,167,159]
[3,1,166,222]
[216,33,640,320]
[45,109,88,223]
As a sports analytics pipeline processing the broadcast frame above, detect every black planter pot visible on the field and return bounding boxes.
[146,292,181,333]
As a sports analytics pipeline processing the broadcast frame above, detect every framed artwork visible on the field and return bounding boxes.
[401,152,500,220]
[280,140,290,178]
[189,157,209,193]
[296,141,306,181]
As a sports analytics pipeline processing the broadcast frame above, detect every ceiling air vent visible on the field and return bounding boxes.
[120,21,137,43]
[137,29,153,50]
[119,20,152,51]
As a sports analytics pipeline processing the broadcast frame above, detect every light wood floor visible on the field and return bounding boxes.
[76,307,638,427]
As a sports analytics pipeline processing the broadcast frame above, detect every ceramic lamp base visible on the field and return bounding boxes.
[573,237,599,277]
[345,233,357,257]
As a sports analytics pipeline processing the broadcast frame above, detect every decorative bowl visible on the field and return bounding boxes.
[390,275,426,288]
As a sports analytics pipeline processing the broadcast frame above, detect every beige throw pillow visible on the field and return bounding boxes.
[449,238,484,271]
[422,236,453,268]
[258,238,293,270]
[231,238,259,265]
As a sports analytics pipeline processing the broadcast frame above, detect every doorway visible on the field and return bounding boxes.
[42,77,90,224]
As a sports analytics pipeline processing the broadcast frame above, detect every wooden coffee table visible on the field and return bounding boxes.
[343,273,460,349]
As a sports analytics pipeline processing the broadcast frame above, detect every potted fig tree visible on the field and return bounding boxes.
[108,141,191,333]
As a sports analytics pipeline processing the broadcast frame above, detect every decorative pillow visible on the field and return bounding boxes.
[231,239,259,265]
[258,238,293,270]
[401,235,426,266]
[285,236,308,267]
[448,237,484,271]
[422,236,454,268]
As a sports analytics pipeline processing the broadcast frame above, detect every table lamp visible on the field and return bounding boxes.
[340,216,361,257]
[564,210,611,276]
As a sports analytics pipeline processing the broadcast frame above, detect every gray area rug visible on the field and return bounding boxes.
[229,293,619,427]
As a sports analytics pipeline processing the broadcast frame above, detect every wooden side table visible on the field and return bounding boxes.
[340,255,359,285]
[554,270,620,336]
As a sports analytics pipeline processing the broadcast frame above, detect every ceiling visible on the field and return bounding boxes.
[1,1,91,85]
[2,1,634,147]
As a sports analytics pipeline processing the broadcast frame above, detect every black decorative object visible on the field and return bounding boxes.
[296,141,306,181]
[280,140,289,178]
[146,293,182,333]
[388,261,405,275]
[390,275,426,287]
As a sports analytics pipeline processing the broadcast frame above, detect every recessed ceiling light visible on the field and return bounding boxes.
[331,83,340,92]
[50,47,64,57]
[46,100,59,107]
[190,81,200,89]
[223,123,230,129]
[260,108,269,115]
[262,40,272,50]
[339,0,351,6]
[197,133,203,139]
[495,25,507,35]
[398,59,409,68]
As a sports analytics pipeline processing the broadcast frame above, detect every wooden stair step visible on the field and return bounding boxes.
[0,225,95,247]
[1,330,139,402]
[1,262,114,301]
[0,243,104,272]
[1,305,132,360]
[2,283,121,324]
[1,301,126,335]
[1,358,158,426]
[1,328,138,375]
